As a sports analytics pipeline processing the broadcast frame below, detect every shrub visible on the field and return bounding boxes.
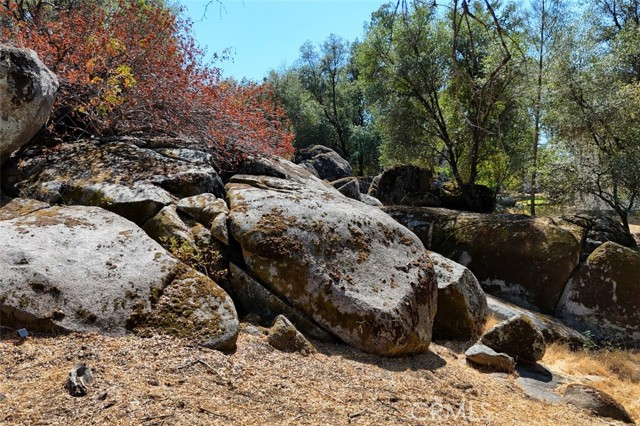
[0,0,294,171]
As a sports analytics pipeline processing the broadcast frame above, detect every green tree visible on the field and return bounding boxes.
[269,35,381,175]
[524,0,567,215]
[358,0,529,210]
[545,0,640,232]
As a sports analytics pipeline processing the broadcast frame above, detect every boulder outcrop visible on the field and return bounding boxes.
[384,207,581,314]
[556,242,640,347]
[0,46,58,164]
[294,145,352,181]
[1,138,224,225]
[226,169,437,356]
[0,201,238,350]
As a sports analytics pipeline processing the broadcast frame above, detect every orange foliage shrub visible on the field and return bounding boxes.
[0,0,294,170]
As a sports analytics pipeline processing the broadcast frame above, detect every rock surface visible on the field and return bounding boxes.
[384,207,581,314]
[430,252,488,340]
[561,384,635,424]
[226,170,437,356]
[1,139,224,224]
[487,295,586,348]
[556,242,640,347]
[555,213,637,258]
[229,263,335,343]
[267,314,317,355]
[294,145,352,181]
[481,314,546,363]
[0,201,238,349]
[331,177,361,201]
[374,165,435,206]
[0,46,58,164]
[465,343,516,373]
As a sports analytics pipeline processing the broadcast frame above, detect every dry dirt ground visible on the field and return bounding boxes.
[0,325,631,426]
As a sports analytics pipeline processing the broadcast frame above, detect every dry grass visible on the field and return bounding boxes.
[0,326,619,426]
[482,314,501,334]
[543,343,640,422]
[628,224,640,246]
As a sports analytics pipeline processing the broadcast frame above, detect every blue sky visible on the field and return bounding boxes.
[180,0,388,81]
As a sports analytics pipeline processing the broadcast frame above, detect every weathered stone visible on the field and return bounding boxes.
[176,193,228,227]
[0,197,49,221]
[556,242,640,347]
[367,174,381,197]
[1,46,58,164]
[2,139,224,216]
[360,193,383,207]
[64,182,173,225]
[331,177,361,201]
[237,154,331,192]
[143,205,192,244]
[481,314,546,363]
[375,165,434,206]
[229,263,335,342]
[555,213,636,258]
[561,384,635,424]
[294,145,352,181]
[267,315,317,355]
[465,343,516,373]
[227,172,437,356]
[515,363,566,404]
[487,295,586,348]
[0,203,238,349]
[207,213,227,246]
[139,268,238,351]
[384,207,581,314]
[430,252,488,340]
[143,205,231,285]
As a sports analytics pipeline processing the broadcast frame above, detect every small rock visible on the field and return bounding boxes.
[66,363,94,397]
[465,343,516,373]
[481,314,546,363]
[0,393,6,403]
[561,384,635,424]
[268,315,316,356]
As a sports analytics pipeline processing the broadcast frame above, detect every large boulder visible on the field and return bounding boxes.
[384,207,581,314]
[2,139,224,225]
[0,201,238,350]
[226,168,437,356]
[429,252,488,340]
[294,145,352,181]
[556,242,640,347]
[0,46,58,164]
[480,314,546,363]
[373,165,436,206]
